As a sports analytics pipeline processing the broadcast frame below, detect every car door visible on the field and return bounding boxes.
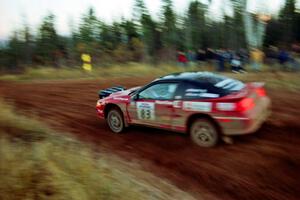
[128,82,179,128]
[171,81,219,131]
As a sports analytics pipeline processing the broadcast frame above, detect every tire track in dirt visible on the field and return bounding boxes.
[1,79,300,200]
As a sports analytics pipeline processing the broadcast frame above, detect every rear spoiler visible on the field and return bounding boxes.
[98,86,126,99]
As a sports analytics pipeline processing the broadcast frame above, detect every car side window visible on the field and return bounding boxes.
[180,82,221,100]
[138,83,178,100]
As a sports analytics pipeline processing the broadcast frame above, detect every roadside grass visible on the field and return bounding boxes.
[0,100,195,200]
[0,63,299,91]
[0,63,211,81]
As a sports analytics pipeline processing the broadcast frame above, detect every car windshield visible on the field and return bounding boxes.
[139,83,178,100]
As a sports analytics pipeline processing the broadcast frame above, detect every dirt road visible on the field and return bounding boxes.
[1,77,300,200]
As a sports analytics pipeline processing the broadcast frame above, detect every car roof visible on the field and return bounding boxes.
[157,71,226,84]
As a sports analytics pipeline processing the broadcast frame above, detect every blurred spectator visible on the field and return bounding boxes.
[177,51,188,67]
[291,43,300,53]
[196,49,206,66]
[289,52,300,71]
[187,50,196,66]
[278,49,290,70]
[197,49,206,61]
[205,48,216,68]
[265,46,278,67]
[206,48,215,60]
[250,48,264,71]
[216,49,225,71]
[223,49,233,69]
[223,49,233,61]
[237,48,249,66]
[291,52,300,71]
[231,54,246,73]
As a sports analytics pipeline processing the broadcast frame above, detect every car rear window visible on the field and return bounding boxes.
[213,77,245,92]
[195,74,244,92]
[180,75,245,99]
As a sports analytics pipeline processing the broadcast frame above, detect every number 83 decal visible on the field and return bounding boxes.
[137,102,155,120]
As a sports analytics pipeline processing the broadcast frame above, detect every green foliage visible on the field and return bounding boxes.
[7,32,23,69]
[134,0,161,59]
[185,1,207,50]
[81,8,98,39]
[161,0,177,48]
[130,37,144,61]
[279,0,296,42]
[100,23,121,51]
[36,14,60,65]
[78,8,100,52]
[231,0,247,49]
[122,20,139,43]
[0,1,300,70]
[265,0,299,47]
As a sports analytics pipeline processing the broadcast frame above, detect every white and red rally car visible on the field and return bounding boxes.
[96,72,271,147]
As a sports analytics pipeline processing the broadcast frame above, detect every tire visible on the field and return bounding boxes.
[190,118,219,147]
[107,108,124,133]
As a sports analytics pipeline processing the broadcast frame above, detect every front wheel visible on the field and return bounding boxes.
[190,119,219,147]
[107,108,124,133]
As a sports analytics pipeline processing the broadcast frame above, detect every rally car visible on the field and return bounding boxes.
[96,72,271,147]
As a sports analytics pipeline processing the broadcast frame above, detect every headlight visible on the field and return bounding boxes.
[96,100,104,106]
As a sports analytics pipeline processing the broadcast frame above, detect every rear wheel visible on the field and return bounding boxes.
[107,108,124,133]
[190,119,219,147]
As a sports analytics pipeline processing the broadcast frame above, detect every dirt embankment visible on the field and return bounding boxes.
[1,78,300,200]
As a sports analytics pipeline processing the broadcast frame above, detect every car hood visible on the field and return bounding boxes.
[108,86,141,98]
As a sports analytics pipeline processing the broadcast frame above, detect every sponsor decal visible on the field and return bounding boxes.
[184,88,219,98]
[198,93,219,98]
[113,97,128,101]
[183,101,212,112]
[155,100,173,105]
[216,103,236,111]
[137,102,155,120]
[186,88,207,93]
[185,93,219,98]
